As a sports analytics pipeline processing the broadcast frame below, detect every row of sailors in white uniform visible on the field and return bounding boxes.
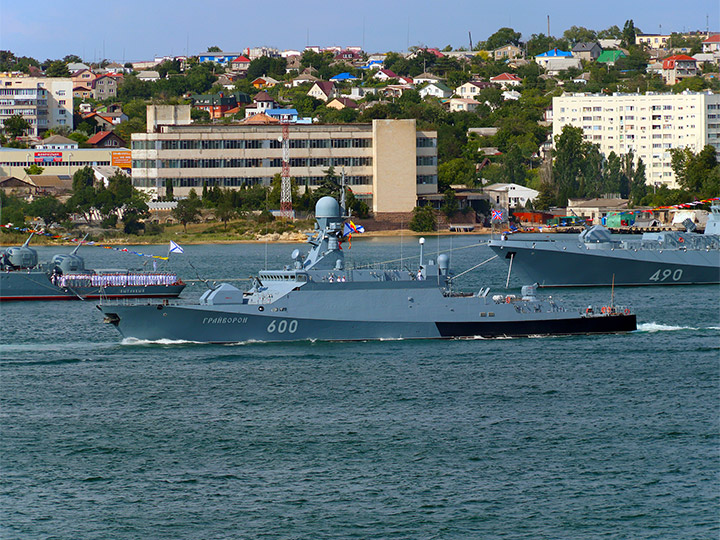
[54,273,179,287]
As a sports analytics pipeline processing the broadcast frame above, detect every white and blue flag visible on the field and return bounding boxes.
[169,240,184,254]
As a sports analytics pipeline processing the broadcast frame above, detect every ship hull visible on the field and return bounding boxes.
[100,301,636,343]
[490,241,720,287]
[0,271,185,301]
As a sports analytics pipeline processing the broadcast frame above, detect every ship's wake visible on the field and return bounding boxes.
[121,337,204,346]
[635,322,719,333]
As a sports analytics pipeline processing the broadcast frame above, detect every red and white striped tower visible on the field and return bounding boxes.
[280,122,292,219]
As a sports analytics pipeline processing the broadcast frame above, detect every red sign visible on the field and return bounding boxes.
[34,151,63,163]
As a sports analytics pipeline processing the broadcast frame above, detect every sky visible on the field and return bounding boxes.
[1,0,719,63]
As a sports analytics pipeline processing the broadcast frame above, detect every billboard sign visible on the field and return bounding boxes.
[34,151,63,163]
[112,150,132,168]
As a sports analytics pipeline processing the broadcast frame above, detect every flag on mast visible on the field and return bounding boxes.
[169,240,184,254]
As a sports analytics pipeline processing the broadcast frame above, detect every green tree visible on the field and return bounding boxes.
[563,26,598,45]
[24,163,45,175]
[117,75,151,101]
[172,190,202,232]
[409,205,437,232]
[441,189,459,218]
[114,118,146,144]
[597,25,622,39]
[621,20,638,49]
[246,56,287,81]
[191,108,210,123]
[3,114,31,138]
[500,145,526,185]
[314,166,343,199]
[553,125,585,204]
[0,192,28,225]
[28,196,67,227]
[438,157,474,191]
[214,198,236,230]
[66,166,97,222]
[628,156,648,205]
[484,27,522,50]
[670,145,718,196]
[45,60,70,77]
[184,63,218,94]
[165,179,175,201]
[207,46,222,52]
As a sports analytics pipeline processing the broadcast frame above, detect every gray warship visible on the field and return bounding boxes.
[0,235,185,301]
[489,204,720,287]
[99,196,635,343]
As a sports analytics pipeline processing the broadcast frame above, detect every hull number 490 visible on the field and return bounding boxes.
[649,268,683,282]
[267,319,298,333]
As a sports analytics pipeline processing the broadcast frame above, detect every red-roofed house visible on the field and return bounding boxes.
[326,97,358,110]
[411,48,444,59]
[307,81,338,101]
[334,50,363,63]
[230,55,251,73]
[373,69,399,81]
[702,34,720,53]
[490,73,523,88]
[86,131,127,148]
[662,55,698,85]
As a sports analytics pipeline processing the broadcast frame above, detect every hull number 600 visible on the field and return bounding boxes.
[267,319,298,333]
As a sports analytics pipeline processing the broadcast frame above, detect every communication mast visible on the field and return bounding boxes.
[280,122,293,219]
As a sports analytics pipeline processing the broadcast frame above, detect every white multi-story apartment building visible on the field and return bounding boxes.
[0,74,73,137]
[553,91,720,189]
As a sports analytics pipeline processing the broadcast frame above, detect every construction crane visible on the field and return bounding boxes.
[280,122,292,219]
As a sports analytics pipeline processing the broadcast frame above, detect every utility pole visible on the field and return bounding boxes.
[547,15,550,37]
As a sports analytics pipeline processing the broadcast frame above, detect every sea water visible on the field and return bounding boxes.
[1,237,718,539]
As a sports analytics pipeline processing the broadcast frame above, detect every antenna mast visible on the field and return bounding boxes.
[280,122,293,219]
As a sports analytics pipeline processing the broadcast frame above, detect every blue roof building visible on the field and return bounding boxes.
[198,52,245,65]
[329,72,359,81]
[266,108,299,122]
[535,48,573,58]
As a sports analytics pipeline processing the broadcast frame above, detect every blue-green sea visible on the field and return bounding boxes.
[1,236,718,539]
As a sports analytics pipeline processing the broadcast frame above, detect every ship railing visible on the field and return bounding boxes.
[99,297,183,307]
[581,305,632,317]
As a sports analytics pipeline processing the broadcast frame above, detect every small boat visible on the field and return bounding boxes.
[99,196,635,343]
[0,235,185,301]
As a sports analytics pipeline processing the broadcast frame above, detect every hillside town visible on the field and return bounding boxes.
[1,20,719,237]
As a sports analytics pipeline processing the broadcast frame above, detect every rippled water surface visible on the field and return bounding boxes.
[1,237,718,539]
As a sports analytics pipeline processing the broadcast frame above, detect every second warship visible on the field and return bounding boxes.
[489,204,720,287]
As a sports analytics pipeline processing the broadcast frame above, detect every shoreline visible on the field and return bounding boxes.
[0,227,501,247]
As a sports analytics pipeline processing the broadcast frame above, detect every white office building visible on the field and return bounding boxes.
[0,74,73,136]
[553,91,720,189]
